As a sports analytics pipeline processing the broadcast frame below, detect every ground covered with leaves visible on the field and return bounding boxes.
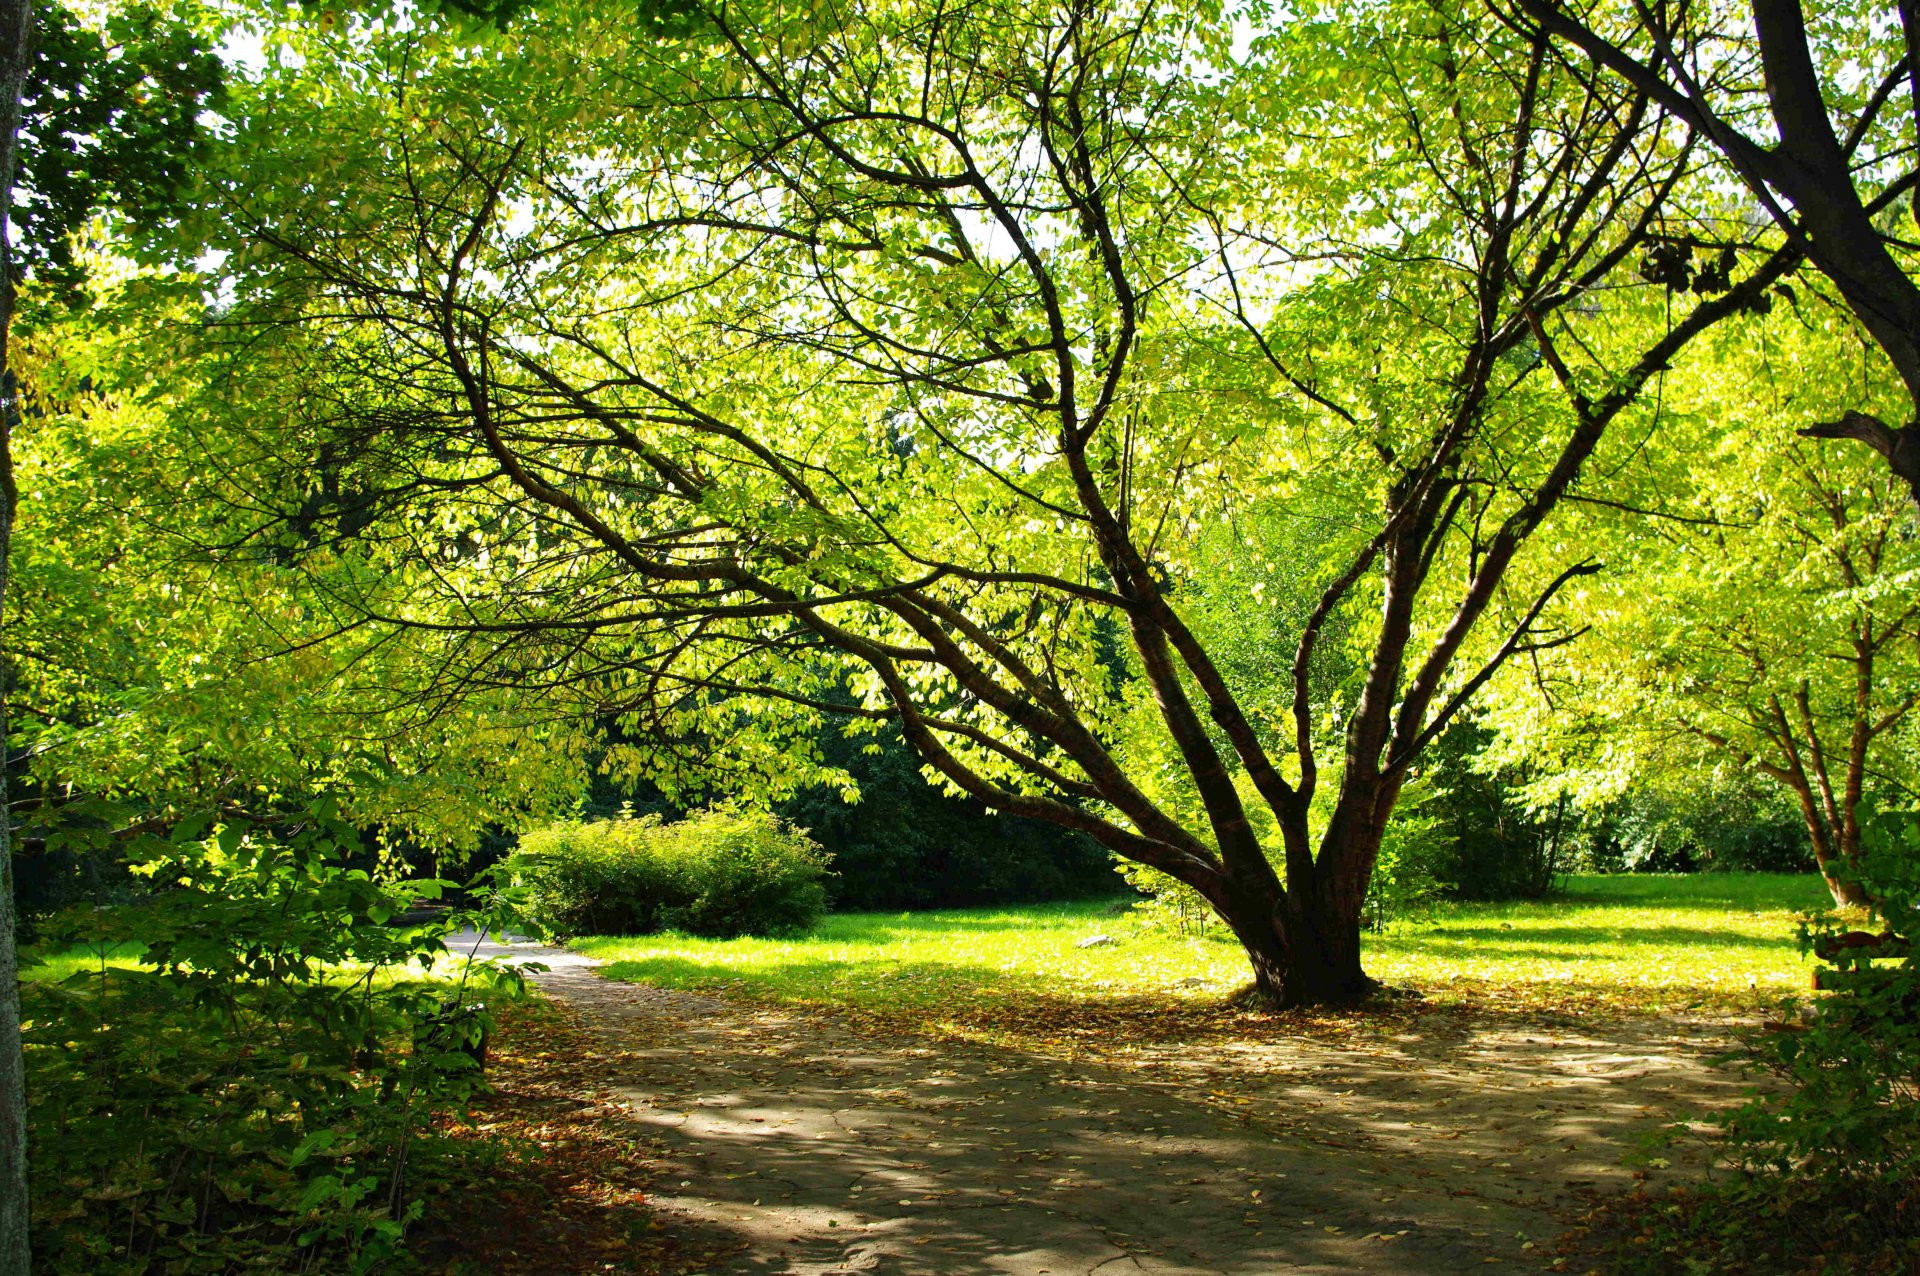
[415,998,743,1276]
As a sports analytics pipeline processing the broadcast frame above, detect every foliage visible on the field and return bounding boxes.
[1661,808,1919,1272]
[1594,811,1918,1275]
[776,724,1123,910]
[151,0,1786,1004]
[5,275,595,885]
[1363,778,1452,929]
[11,1,225,303]
[23,803,530,1275]
[583,717,1125,910]
[1482,296,1920,906]
[514,809,831,940]
[1577,782,1813,875]
[1388,722,1572,902]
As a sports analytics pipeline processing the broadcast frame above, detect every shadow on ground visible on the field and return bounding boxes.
[465,934,1757,1276]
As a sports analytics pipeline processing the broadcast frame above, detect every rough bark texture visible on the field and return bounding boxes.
[0,0,32,1269]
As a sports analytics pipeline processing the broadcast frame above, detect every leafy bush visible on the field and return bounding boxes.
[774,726,1122,908]
[1619,806,1919,1274]
[1365,781,1453,929]
[1578,782,1812,875]
[514,808,831,938]
[1415,723,1571,899]
[25,801,529,1275]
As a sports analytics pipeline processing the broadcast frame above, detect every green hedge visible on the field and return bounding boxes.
[514,809,831,939]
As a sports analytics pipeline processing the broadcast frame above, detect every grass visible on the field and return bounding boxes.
[573,872,1840,1022]
[22,940,148,982]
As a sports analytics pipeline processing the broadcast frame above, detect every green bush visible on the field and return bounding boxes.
[1619,806,1919,1274]
[25,802,528,1275]
[514,809,831,938]
[1365,781,1453,929]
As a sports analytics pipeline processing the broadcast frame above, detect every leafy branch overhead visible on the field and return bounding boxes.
[172,0,1798,1005]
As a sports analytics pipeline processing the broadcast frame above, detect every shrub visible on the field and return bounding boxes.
[25,802,528,1275]
[1724,808,1919,1213]
[1365,782,1453,929]
[515,809,831,938]
[1615,805,1919,1274]
[773,726,1123,908]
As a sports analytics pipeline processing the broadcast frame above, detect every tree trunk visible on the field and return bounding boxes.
[0,0,35,1269]
[1785,781,1872,909]
[1816,835,1872,911]
[1214,853,1379,1009]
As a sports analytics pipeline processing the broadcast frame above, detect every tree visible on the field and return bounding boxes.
[1514,0,1920,506]
[1,0,40,1260]
[1,7,222,1261]
[1480,297,1920,906]
[188,0,1787,1005]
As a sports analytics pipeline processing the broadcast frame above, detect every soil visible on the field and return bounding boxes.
[456,933,1760,1275]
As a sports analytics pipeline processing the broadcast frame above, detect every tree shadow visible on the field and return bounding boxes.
[559,947,1762,1274]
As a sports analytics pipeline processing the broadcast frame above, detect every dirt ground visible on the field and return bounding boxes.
[463,934,1762,1275]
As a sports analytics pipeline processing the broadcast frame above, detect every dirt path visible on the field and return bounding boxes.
[463,934,1754,1275]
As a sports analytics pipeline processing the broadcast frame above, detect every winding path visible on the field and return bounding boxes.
[462,933,1750,1275]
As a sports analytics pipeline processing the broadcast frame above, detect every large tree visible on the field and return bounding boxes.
[193,0,1785,1005]
[1515,0,1920,505]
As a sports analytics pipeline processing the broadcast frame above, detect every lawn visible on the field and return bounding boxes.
[22,939,148,983]
[573,872,1839,1023]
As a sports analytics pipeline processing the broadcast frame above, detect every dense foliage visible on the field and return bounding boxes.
[776,728,1122,910]
[514,810,831,939]
[23,805,527,1275]
[11,3,223,304]
[2,0,1918,1267]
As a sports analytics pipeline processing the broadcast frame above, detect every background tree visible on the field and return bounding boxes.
[0,0,32,1255]
[185,0,1795,1005]
[1515,0,1920,504]
[1,7,220,1258]
[1482,291,1920,905]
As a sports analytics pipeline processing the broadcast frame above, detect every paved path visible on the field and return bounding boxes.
[455,932,1742,1275]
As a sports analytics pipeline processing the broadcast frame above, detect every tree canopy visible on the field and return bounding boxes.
[75,0,1800,1004]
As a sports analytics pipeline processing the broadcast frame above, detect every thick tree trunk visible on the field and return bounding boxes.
[1815,837,1872,911]
[1214,850,1380,1009]
[0,0,34,1270]
[1783,779,1872,909]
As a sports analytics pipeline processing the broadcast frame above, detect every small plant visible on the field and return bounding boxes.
[514,808,832,938]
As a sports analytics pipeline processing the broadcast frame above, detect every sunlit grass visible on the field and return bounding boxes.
[22,936,492,988]
[22,940,148,982]
[574,873,1839,1018]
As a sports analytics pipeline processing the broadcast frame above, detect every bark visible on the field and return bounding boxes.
[0,0,33,1269]
[1197,804,1385,1009]
[1797,411,1920,509]
[1779,768,1873,908]
[1215,864,1378,1009]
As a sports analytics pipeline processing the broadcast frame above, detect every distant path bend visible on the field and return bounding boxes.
[458,932,1739,1276]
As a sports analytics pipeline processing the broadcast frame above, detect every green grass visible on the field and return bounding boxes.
[574,872,1839,1020]
[22,940,148,982]
[21,938,490,988]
